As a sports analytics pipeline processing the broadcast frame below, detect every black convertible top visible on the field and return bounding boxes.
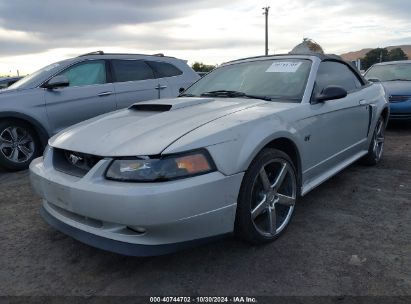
[224,53,367,84]
[226,52,343,62]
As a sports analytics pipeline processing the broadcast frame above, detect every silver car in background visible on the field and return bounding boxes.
[30,53,389,256]
[0,76,23,89]
[0,51,199,170]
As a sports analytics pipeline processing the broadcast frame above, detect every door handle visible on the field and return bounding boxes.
[155,85,168,90]
[359,99,369,105]
[98,91,113,97]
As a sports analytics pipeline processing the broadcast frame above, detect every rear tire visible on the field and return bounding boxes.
[0,120,41,171]
[362,116,385,166]
[235,148,297,245]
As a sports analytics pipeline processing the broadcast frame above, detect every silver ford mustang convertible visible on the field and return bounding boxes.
[30,53,389,256]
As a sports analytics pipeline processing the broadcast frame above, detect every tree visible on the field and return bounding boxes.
[361,48,389,70]
[388,48,408,61]
[191,62,216,72]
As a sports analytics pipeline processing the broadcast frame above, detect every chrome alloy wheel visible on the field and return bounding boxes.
[373,118,385,161]
[0,126,35,163]
[250,159,297,237]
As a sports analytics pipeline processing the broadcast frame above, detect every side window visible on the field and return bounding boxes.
[61,61,107,87]
[147,61,183,78]
[315,61,362,95]
[112,60,155,82]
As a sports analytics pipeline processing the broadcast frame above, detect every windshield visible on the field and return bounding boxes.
[365,63,411,81]
[183,59,312,101]
[8,63,61,89]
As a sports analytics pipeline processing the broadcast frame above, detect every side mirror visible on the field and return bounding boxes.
[179,87,185,94]
[44,75,69,89]
[315,85,347,103]
[366,78,380,83]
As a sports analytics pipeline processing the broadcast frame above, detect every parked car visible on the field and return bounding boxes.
[0,51,199,170]
[0,76,23,89]
[30,53,389,256]
[364,60,411,120]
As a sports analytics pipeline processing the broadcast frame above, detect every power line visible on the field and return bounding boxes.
[262,6,270,56]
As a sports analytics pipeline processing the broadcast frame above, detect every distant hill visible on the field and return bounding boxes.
[340,45,411,61]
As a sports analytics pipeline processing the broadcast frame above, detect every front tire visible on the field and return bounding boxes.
[362,116,385,166]
[0,120,41,171]
[235,148,297,245]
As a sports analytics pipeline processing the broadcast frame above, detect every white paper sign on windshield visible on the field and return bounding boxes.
[266,62,302,73]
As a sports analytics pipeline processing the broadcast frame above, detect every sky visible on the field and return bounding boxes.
[0,0,410,75]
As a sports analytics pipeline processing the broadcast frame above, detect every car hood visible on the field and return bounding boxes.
[0,88,19,95]
[381,81,411,96]
[50,97,277,156]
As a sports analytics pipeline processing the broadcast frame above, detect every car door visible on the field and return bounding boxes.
[302,61,370,182]
[111,59,159,109]
[44,60,116,134]
[146,60,184,98]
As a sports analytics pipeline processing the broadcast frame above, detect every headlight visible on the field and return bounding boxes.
[105,150,216,182]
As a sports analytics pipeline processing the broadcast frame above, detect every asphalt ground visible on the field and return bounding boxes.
[0,121,410,299]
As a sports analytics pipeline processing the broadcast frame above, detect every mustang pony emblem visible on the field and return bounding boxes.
[68,154,83,165]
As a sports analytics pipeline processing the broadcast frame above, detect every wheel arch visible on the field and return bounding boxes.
[381,106,389,124]
[239,134,302,196]
[262,137,303,195]
[0,112,49,147]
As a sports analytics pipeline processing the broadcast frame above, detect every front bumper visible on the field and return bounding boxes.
[30,151,244,256]
[390,100,411,120]
[39,205,229,256]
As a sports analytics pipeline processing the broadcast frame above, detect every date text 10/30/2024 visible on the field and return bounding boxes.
[150,297,258,303]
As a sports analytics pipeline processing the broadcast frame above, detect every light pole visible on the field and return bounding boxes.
[263,6,270,56]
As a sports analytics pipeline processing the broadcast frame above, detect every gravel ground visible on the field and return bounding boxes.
[0,122,410,297]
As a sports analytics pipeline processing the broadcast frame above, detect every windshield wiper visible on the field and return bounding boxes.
[386,79,411,82]
[178,93,198,97]
[200,90,272,101]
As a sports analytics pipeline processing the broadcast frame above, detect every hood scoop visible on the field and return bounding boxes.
[130,104,172,111]
[129,97,214,112]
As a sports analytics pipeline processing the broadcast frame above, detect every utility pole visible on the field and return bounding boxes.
[263,6,270,56]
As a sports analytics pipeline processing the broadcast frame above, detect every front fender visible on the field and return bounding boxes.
[0,111,50,146]
[207,119,301,175]
[163,111,302,176]
[0,88,49,146]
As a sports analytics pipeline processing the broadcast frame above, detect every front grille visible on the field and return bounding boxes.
[53,148,103,177]
[389,95,411,103]
[49,203,103,228]
[47,202,145,235]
